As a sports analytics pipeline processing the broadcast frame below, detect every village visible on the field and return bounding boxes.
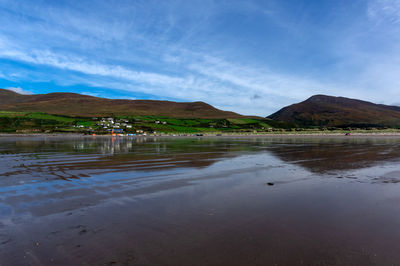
[72,117,171,136]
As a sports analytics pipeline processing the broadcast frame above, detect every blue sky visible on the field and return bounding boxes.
[0,0,400,116]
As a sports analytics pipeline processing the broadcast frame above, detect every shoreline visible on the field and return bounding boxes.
[2,132,400,138]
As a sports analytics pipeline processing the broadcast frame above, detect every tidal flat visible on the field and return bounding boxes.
[1,136,400,265]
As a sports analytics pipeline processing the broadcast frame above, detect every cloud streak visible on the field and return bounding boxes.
[6,86,32,95]
[0,36,335,115]
[368,0,400,24]
[0,0,399,115]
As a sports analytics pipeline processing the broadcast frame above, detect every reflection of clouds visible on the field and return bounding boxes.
[10,136,400,180]
[4,136,400,186]
[0,137,246,185]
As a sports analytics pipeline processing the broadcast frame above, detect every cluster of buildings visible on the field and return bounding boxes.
[154,120,167,125]
[93,117,158,135]
[71,117,173,135]
[96,118,133,130]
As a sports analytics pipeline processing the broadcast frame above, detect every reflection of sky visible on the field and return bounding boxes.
[1,137,400,222]
[0,150,285,218]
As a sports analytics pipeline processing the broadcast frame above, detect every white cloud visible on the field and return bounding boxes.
[80,91,101,97]
[368,0,400,24]
[0,1,327,116]
[6,87,32,95]
[188,55,328,99]
[1,0,400,116]
[0,36,352,116]
[0,45,184,87]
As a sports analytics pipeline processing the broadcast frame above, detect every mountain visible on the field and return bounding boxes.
[0,89,244,118]
[268,95,400,128]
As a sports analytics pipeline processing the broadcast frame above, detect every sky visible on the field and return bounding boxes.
[0,0,400,116]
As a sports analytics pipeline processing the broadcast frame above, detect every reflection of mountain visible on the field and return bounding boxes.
[1,137,261,218]
[265,137,400,173]
[2,136,400,219]
[3,136,400,179]
[0,137,257,180]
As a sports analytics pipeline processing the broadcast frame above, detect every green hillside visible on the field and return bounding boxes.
[0,111,288,134]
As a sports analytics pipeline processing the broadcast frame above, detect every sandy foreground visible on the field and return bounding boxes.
[1,136,400,265]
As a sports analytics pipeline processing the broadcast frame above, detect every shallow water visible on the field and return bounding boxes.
[1,136,400,265]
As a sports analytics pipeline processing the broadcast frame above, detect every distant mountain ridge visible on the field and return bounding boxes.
[268,95,400,128]
[0,89,244,118]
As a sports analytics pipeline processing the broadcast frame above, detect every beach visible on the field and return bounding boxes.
[1,136,400,265]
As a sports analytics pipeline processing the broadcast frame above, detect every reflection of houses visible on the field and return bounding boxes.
[112,128,124,134]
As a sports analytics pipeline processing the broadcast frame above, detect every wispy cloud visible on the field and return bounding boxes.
[0,0,399,116]
[6,86,32,95]
[1,33,329,115]
[368,0,400,24]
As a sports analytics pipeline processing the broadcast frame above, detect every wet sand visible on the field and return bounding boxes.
[1,137,400,265]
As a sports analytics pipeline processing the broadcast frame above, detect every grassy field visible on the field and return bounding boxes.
[1,111,399,135]
[0,112,283,133]
[0,111,89,133]
[114,115,293,133]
